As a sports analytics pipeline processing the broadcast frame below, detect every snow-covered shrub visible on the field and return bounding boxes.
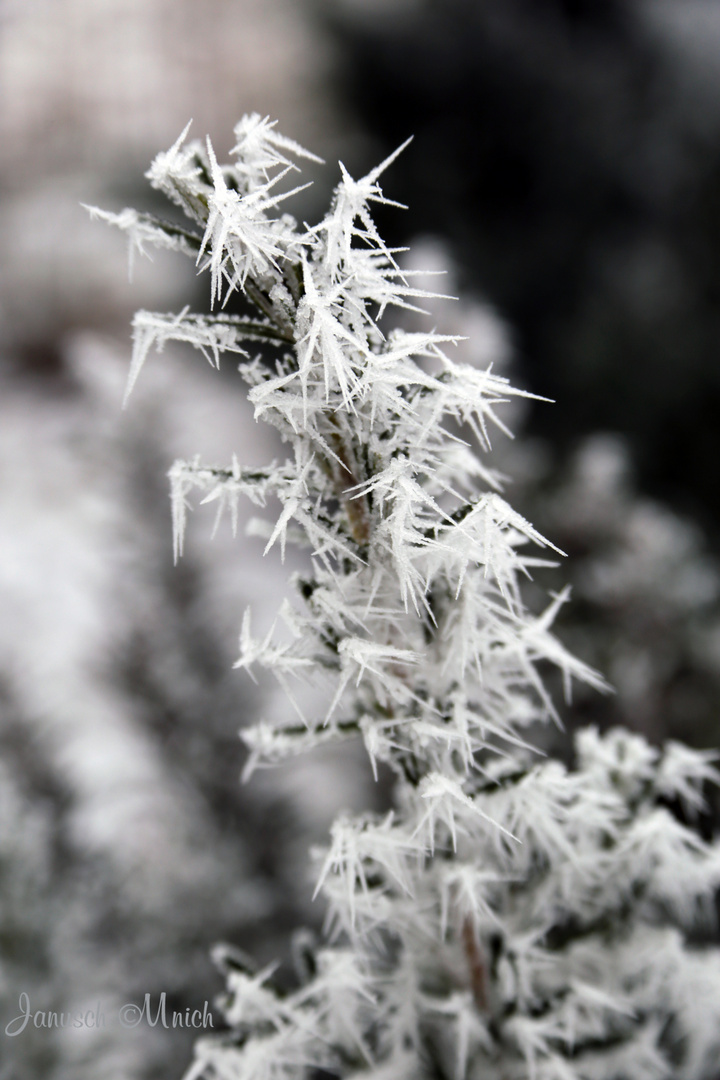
[97,115,720,1080]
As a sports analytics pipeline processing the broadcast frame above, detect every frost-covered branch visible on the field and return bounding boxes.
[99,114,720,1080]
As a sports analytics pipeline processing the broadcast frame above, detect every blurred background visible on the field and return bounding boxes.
[3,0,720,1076]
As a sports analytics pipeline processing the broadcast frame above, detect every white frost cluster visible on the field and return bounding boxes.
[97,116,720,1080]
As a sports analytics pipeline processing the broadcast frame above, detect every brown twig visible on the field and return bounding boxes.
[329,428,371,547]
[462,915,488,1012]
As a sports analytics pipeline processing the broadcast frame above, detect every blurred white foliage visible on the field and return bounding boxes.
[547,436,718,612]
[520,433,720,743]
[0,325,376,1079]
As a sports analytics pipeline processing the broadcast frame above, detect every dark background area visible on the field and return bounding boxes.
[324,0,720,540]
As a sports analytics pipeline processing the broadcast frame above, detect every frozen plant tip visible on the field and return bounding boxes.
[95,115,720,1080]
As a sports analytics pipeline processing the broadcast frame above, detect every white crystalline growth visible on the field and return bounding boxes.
[96,117,720,1080]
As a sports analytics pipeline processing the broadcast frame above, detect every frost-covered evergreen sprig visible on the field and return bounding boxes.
[95,115,720,1080]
